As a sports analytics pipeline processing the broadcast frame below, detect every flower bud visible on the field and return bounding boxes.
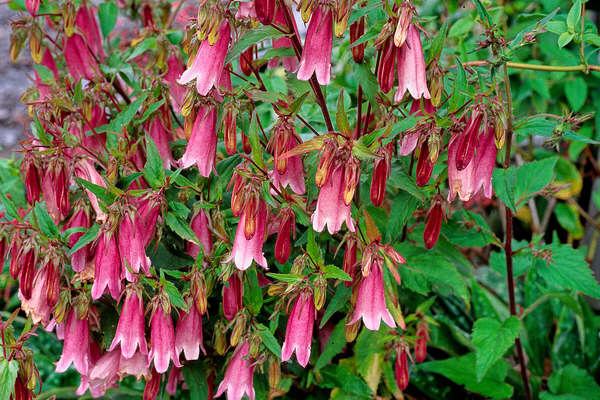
[275,209,295,264]
[416,141,434,187]
[181,90,196,118]
[268,357,281,389]
[370,153,390,207]
[10,27,27,63]
[343,237,358,286]
[190,270,208,315]
[242,130,252,154]
[414,321,429,363]
[313,276,327,311]
[223,105,238,155]
[240,46,254,76]
[395,345,410,391]
[424,199,443,250]
[345,319,360,342]
[214,322,228,355]
[249,334,261,358]
[342,157,360,205]
[350,17,365,63]
[230,313,247,347]
[29,24,43,64]
[495,114,506,150]
[268,282,287,297]
[53,290,71,324]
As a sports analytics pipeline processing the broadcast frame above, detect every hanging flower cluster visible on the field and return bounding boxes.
[4,0,510,398]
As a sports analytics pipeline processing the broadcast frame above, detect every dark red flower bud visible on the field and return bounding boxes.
[242,130,251,154]
[240,46,255,76]
[143,369,161,400]
[416,141,434,186]
[255,0,275,24]
[223,106,238,155]
[377,38,396,93]
[275,209,295,264]
[44,260,61,308]
[222,274,243,321]
[424,199,443,249]
[343,236,357,287]
[370,154,390,207]
[350,17,365,64]
[21,153,41,205]
[394,346,410,391]
[18,251,36,301]
[414,321,429,363]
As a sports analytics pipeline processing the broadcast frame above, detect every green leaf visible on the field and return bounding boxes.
[492,157,558,212]
[248,111,265,169]
[315,320,345,369]
[320,285,351,328]
[126,38,157,61]
[448,16,474,38]
[0,192,20,221]
[33,64,55,84]
[564,77,587,112]
[0,359,19,400]
[353,62,379,105]
[162,279,187,310]
[449,60,467,112]
[266,273,303,283]
[165,212,199,244]
[322,264,352,282]
[256,323,281,357]
[336,90,351,135]
[319,364,373,398]
[536,241,600,299]
[225,26,287,64]
[472,316,520,381]
[429,21,448,60]
[75,177,114,205]
[566,0,582,31]
[243,268,263,315]
[471,0,492,27]
[418,353,513,399]
[307,228,324,266]
[182,361,210,400]
[98,93,148,133]
[557,31,574,48]
[144,135,166,188]
[98,1,118,38]
[540,364,600,400]
[33,202,60,238]
[69,224,100,255]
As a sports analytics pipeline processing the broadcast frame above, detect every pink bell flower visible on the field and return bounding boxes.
[227,201,268,270]
[215,341,255,400]
[148,301,181,374]
[269,6,299,72]
[56,310,91,375]
[64,33,100,81]
[394,24,430,101]
[296,5,333,85]
[312,166,355,234]
[147,116,174,169]
[109,285,148,359]
[63,205,92,272]
[92,230,122,300]
[165,55,186,112]
[186,209,213,258]
[118,208,150,281]
[175,299,206,361]
[223,274,243,321]
[349,259,396,331]
[178,21,231,96]
[281,291,315,367]
[179,105,217,177]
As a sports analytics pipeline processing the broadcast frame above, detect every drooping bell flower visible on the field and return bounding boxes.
[56,309,91,375]
[22,152,41,205]
[447,125,496,202]
[178,20,231,96]
[281,291,315,367]
[12,238,36,299]
[175,297,206,361]
[91,229,122,300]
[268,119,306,195]
[77,350,120,398]
[42,156,70,223]
[42,257,61,308]
[423,199,443,249]
[227,200,268,270]
[394,24,430,101]
[74,158,107,222]
[166,367,183,396]
[370,144,392,207]
[18,263,53,325]
[109,285,148,359]
[269,6,299,71]
[454,111,484,171]
[255,0,275,24]
[377,38,396,93]
[25,0,40,15]
[179,105,217,177]
[144,369,161,400]
[137,193,163,246]
[148,296,181,374]
[223,274,243,321]
[118,351,150,379]
[118,205,150,281]
[165,55,186,112]
[75,4,105,60]
[186,209,213,258]
[394,345,410,391]
[63,204,92,272]
[414,321,429,362]
[343,236,358,286]
[147,115,174,169]
[215,341,255,400]
[297,5,333,85]
[274,208,295,264]
[350,17,365,63]
[312,166,356,234]
[64,33,100,81]
[349,257,395,331]
[239,46,255,76]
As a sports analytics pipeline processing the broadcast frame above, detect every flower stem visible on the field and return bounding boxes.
[461,60,600,72]
[500,62,532,400]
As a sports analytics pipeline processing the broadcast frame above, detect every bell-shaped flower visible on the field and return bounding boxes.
[394,24,430,101]
[186,209,213,258]
[175,298,206,361]
[42,157,70,223]
[148,300,181,374]
[296,6,333,85]
[63,204,92,272]
[269,6,299,71]
[77,350,120,398]
[92,230,122,300]
[179,105,217,177]
[227,201,268,270]
[223,274,243,320]
[312,166,355,234]
[281,291,315,367]
[64,33,100,81]
[118,208,150,281]
[178,21,231,96]
[215,341,255,400]
[165,55,186,112]
[349,259,396,331]
[109,285,148,358]
[147,116,174,169]
[56,310,91,375]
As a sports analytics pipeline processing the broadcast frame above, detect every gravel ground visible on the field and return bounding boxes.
[0,6,30,157]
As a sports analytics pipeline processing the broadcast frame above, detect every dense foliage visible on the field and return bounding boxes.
[1,0,600,399]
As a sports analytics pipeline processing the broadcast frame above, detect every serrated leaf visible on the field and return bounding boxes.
[315,320,345,369]
[0,192,20,221]
[126,37,157,61]
[0,359,19,400]
[541,364,600,400]
[471,0,492,27]
[472,316,520,381]
[322,264,352,281]
[165,212,199,244]
[564,77,587,112]
[226,26,287,64]
[163,280,187,310]
[98,1,118,38]
[320,284,350,328]
[69,224,100,255]
[98,93,148,133]
[33,202,60,238]
[144,135,166,188]
[256,323,281,357]
[33,64,55,84]
[320,364,373,398]
[266,273,303,283]
[75,177,115,205]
